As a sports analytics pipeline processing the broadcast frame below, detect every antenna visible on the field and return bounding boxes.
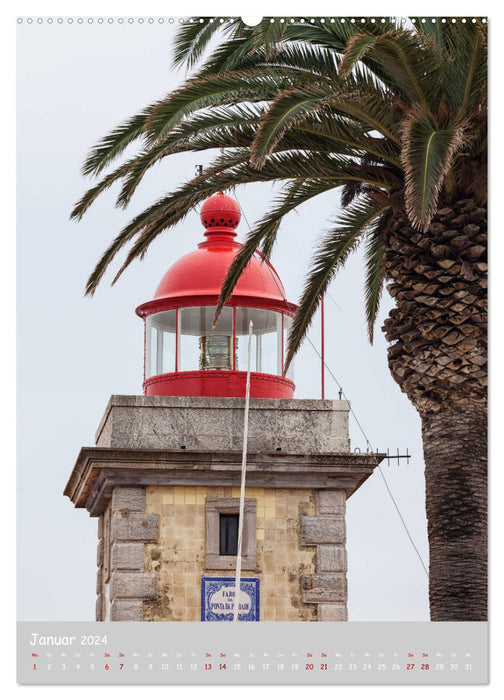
[354,447,412,466]
[385,447,411,466]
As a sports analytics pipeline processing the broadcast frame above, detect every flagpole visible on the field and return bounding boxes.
[233,320,253,622]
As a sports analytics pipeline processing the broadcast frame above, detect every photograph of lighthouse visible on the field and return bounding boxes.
[17,15,487,633]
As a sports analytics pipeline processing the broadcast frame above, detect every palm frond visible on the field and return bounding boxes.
[340,29,443,122]
[213,178,340,325]
[442,21,487,113]
[73,106,258,218]
[148,33,410,146]
[338,33,378,77]
[410,17,446,42]
[327,84,403,145]
[81,108,153,177]
[88,139,397,294]
[258,178,340,260]
[252,79,404,157]
[401,111,467,230]
[250,86,331,165]
[363,209,394,342]
[196,35,264,77]
[84,149,253,294]
[202,39,340,80]
[74,101,401,223]
[116,112,260,207]
[302,112,402,166]
[172,14,397,80]
[341,181,362,207]
[281,17,398,51]
[144,68,304,143]
[84,195,177,295]
[71,159,134,221]
[172,17,241,69]
[284,196,387,371]
[250,16,290,57]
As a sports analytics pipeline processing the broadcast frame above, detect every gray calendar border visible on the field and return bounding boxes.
[17,621,488,685]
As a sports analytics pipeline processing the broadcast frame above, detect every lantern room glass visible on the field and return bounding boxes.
[235,307,284,375]
[145,306,293,379]
[283,314,294,380]
[145,309,176,378]
[179,306,234,372]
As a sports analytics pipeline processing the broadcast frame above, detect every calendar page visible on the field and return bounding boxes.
[16,10,488,686]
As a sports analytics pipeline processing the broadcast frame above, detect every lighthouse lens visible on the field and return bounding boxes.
[179,306,233,372]
[199,335,234,370]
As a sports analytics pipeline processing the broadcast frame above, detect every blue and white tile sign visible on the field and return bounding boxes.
[201,577,260,621]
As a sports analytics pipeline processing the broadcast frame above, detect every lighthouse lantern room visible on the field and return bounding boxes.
[65,191,382,623]
[136,192,295,399]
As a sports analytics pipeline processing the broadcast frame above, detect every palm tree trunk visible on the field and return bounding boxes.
[421,405,487,621]
[382,197,487,620]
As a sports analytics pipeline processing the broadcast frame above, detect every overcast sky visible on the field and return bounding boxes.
[17,18,430,622]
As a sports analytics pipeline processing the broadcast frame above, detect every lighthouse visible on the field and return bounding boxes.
[65,192,381,622]
[136,192,295,400]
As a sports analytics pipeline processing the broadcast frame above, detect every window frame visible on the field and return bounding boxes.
[205,498,256,570]
[219,513,239,555]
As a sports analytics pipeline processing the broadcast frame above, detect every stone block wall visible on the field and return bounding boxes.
[301,490,348,621]
[143,485,318,622]
[96,485,349,622]
[96,487,159,621]
[95,396,350,454]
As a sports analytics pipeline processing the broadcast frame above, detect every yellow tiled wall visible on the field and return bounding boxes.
[143,486,317,621]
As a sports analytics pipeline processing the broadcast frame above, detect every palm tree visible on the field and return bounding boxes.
[72,17,487,621]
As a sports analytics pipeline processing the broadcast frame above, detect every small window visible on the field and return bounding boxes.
[220,514,239,555]
[205,498,256,570]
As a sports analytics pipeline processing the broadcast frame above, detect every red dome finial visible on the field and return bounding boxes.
[200,192,241,231]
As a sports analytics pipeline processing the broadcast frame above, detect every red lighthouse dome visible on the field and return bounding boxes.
[136,192,296,399]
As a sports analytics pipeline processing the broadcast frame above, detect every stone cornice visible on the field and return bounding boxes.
[64,447,384,516]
